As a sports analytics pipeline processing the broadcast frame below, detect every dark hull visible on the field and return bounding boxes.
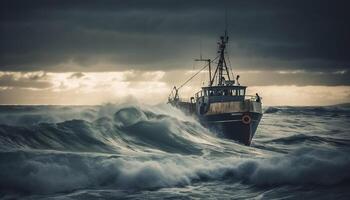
[199,112,262,145]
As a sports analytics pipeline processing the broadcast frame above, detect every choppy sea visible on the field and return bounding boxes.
[0,104,349,199]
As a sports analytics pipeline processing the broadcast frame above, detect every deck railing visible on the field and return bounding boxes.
[245,95,257,101]
[172,95,260,103]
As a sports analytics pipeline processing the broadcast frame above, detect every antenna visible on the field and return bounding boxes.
[195,58,212,86]
[199,37,202,60]
[225,8,228,38]
[196,35,212,86]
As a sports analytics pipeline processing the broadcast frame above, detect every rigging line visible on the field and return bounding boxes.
[226,52,235,79]
[177,55,219,90]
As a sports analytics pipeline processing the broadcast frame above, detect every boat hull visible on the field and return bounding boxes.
[169,99,263,145]
[199,112,262,145]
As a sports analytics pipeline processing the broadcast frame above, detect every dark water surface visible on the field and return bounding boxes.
[0,104,349,199]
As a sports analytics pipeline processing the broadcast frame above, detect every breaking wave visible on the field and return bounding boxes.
[0,104,349,198]
[1,148,349,195]
[0,105,220,155]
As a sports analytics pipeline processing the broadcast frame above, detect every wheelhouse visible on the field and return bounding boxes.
[195,85,247,103]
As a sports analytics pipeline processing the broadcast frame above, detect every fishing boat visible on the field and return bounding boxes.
[168,30,263,146]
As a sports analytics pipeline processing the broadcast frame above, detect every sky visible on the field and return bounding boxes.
[0,0,349,105]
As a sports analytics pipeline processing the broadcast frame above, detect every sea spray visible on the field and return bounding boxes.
[0,104,349,199]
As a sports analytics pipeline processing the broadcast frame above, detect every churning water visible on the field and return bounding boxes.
[0,103,349,199]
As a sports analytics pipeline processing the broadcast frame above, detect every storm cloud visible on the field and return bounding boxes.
[1,0,349,73]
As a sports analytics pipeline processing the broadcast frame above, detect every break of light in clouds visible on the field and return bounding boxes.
[0,71,349,106]
[0,0,350,105]
[0,71,168,105]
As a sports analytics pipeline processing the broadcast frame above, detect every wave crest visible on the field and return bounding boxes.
[1,148,349,195]
[0,104,216,155]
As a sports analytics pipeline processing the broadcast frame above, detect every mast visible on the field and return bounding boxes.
[211,30,231,86]
[208,9,234,86]
[169,13,234,100]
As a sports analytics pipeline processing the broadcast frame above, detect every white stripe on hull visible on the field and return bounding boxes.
[207,119,260,123]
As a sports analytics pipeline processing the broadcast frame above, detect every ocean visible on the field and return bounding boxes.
[0,104,349,199]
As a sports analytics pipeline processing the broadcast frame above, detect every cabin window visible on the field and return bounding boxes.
[231,89,237,96]
[240,89,245,96]
[205,89,248,97]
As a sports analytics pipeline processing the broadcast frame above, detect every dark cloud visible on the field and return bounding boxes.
[0,0,349,77]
